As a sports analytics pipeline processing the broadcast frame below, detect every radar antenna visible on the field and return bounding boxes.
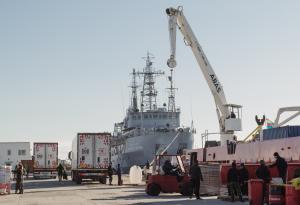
[137,52,164,111]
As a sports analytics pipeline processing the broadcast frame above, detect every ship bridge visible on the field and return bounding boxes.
[126,108,180,129]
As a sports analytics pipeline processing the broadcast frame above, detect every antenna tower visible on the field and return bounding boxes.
[130,68,139,112]
[167,69,177,112]
[137,52,164,111]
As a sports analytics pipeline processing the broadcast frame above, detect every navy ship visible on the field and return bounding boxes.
[111,53,194,172]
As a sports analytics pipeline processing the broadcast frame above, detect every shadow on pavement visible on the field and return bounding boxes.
[12,179,146,194]
[92,192,247,205]
[11,180,75,190]
[92,192,185,201]
[130,198,247,205]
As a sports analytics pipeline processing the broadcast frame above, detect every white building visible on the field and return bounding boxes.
[0,142,31,168]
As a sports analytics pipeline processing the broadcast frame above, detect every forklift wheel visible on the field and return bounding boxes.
[180,181,193,196]
[147,183,161,196]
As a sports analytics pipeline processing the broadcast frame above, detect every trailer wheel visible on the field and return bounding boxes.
[71,171,76,182]
[147,183,161,196]
[180,181,193,196]
[99,177,107,184]
[71,172,75,182]
[76,177,82,184]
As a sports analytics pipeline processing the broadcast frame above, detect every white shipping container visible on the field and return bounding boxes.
[34,143,46,168]
[33,143,58,169]
[94,134,110,169]
[78,134,93,169]
[72,133,110,169]
[46,143,58,169]
[71,133,110,184]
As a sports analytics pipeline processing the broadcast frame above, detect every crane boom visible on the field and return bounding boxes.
[166,7,242,146]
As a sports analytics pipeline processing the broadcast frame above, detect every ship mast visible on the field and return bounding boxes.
[130,68,138,112]
[137,52,164,111]
[167,69,177,112]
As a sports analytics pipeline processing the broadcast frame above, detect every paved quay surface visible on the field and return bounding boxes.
[1,177,247,205]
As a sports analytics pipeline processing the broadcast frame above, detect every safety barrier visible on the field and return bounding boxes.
[0,165,11,195]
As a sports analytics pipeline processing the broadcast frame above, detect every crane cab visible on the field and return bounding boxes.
[224,104,242,132]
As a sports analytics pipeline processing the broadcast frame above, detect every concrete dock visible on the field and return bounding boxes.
[1,176,248,205]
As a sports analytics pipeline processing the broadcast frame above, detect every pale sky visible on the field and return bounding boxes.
[1,1,300,159]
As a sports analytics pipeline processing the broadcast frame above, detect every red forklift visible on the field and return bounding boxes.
[145,154,192,196]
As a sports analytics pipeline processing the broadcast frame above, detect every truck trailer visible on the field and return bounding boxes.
[70,133,110,184]
[33,142,58,179]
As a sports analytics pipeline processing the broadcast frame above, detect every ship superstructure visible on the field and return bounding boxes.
[111,53,194,172]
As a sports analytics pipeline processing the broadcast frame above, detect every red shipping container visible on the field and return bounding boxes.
[285,185,300,205]
[248,179,264,205]
[269,184,285,205]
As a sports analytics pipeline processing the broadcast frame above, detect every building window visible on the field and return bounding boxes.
[18,149,26,156]
[7,150,11,156]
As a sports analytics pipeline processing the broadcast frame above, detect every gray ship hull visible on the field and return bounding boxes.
[111,128,193,172]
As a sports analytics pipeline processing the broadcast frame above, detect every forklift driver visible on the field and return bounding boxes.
[163,160,179,176]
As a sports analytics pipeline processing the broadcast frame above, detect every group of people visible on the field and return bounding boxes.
[227,152,287,203]
[107,163,122,186]
[227,162,248,202]
[256,152,287,205]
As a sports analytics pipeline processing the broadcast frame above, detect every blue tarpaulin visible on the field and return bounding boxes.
[263,126,300,140]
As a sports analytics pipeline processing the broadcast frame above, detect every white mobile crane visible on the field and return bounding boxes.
[166,6,242,146]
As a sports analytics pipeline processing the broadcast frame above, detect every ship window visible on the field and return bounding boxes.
[138,115,141,119]
[7,150,11,156]
[144,114,148,119]
[163,114,167,119]
[179,143,187,150]
[153,114,158,118]
[159,114,162,119]
[132,115,136,119]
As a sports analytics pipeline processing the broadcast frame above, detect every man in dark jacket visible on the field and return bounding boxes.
[57,163,64,182]
[269,152,287,183]
[189,161,203,200]
[256,160,271,205]
[239,163,249,195]
[227,162,243,202]
[117,164,122,186]
[108,162,113,185]
[15,163,24,194]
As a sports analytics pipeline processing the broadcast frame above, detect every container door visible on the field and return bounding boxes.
[46,143,58,169]
[78,134,93,168]
[94,134,110,169]
[34,144,46,168]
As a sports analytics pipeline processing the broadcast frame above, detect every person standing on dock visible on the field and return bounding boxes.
[108,163,113,185]
[117,164,122,186]
[269,152,287,183]
[189,161,203,200]
[256,160,271,205]
[239,163,249,196]
[15,163,24,194]
[57,163,64,182]
[227,162,243,202]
